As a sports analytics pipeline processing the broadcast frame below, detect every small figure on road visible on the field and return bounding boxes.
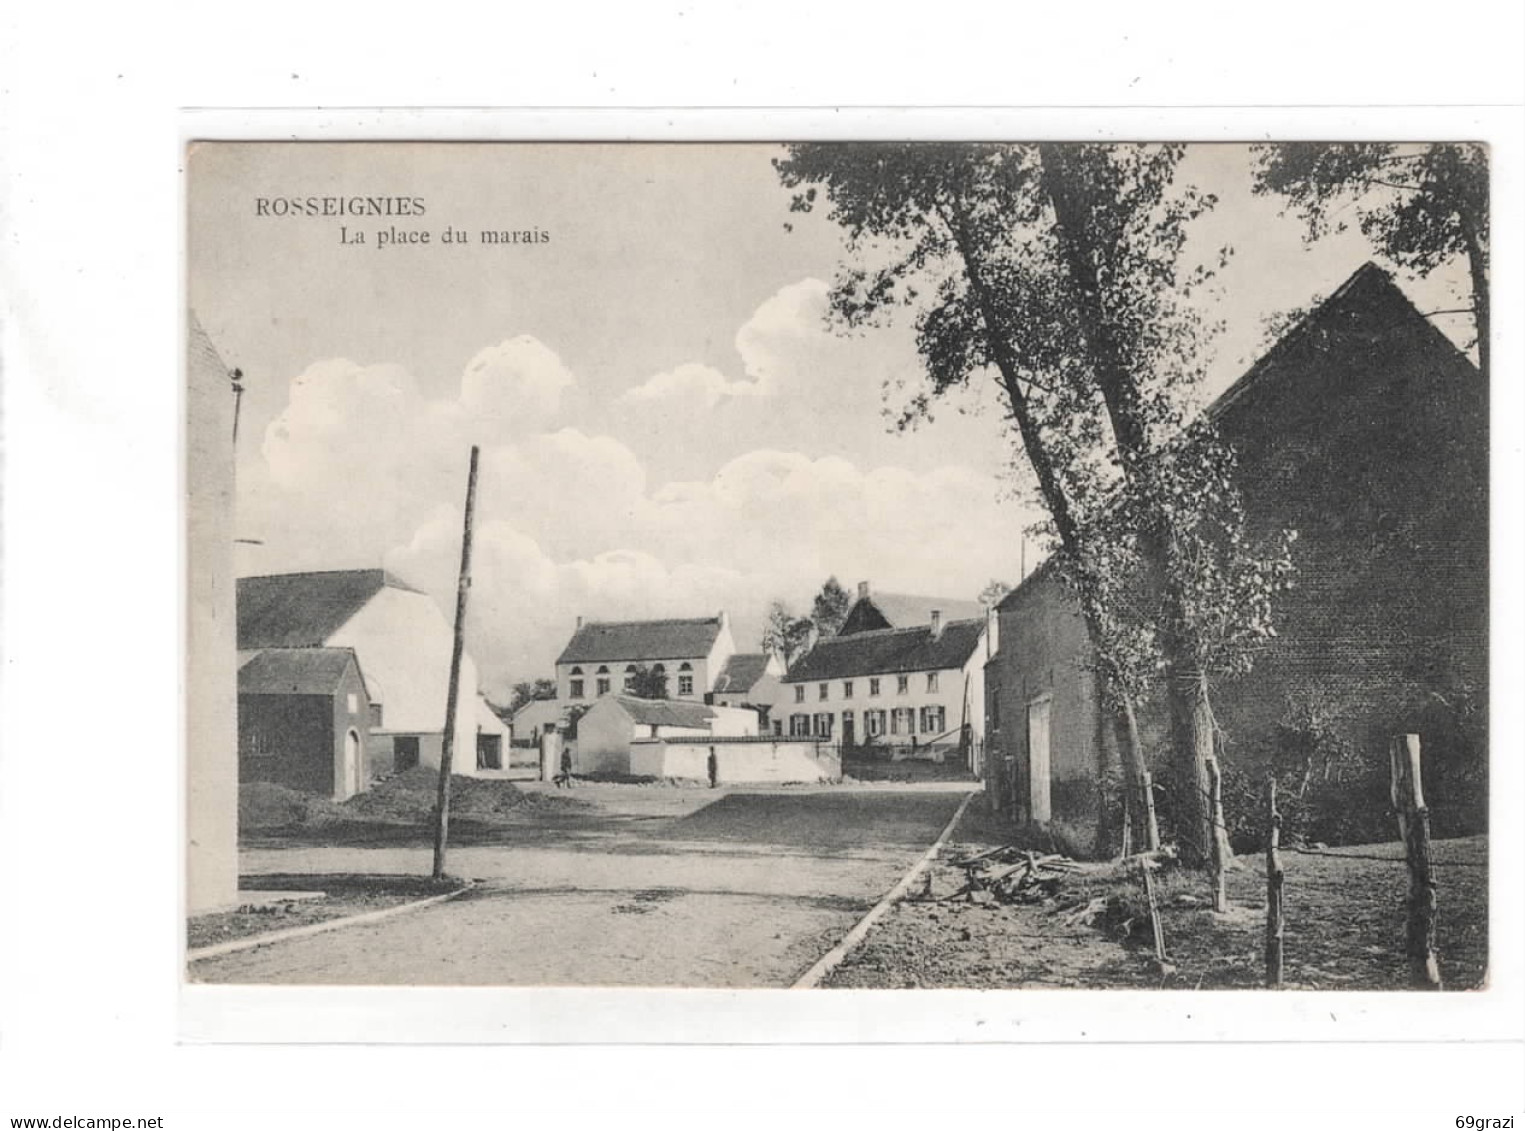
[558,746,575,788]
[707,747,718,789]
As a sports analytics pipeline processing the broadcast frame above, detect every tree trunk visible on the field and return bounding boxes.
[1458,205,1490,376]
[1166,662,1216,868]
[1107,666,1158,852]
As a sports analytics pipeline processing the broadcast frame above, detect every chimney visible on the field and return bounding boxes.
[857,580,870,601]
[576,615,583,630]
[930,609,943,639]
[718,609,730,634]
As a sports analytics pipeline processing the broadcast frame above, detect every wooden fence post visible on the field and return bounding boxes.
[1389,734,1441,990]
[1265,776,1284,988]
[1206,756,1228,913]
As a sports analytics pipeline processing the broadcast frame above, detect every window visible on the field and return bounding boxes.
[789,713,811,737]
[926,672,940,693]
[678,661,694,696]
[346,692,359,714]
[843,680,854,700]
[920,705,946,735]
[368,702,384,728]
[813,712,834,739]
[818,683,829,702]
[866,709,886,738]
[596,666,611,696]
[794,685,806,704]
[842,709,854,737]
[897,675,909,695]
[570,679,584,699]
[891,707,915,735]
[869,677,881,697]
[624,665,637,692]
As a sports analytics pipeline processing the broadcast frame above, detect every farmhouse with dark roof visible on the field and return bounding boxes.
[554,611,737,704]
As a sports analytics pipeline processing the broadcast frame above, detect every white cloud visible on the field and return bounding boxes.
[617,362,766,407]
[615,278,834,409]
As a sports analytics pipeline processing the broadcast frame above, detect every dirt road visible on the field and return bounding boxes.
[190,784,972,987]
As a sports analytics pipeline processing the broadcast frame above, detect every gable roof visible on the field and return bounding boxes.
[783,619,985,683]
[712,652,773,695]
[557,616,724,665]
[995,262,1481,616]
[237,569,424,649]
[606,694,715,728]
[840,592,985,636]
[237,647,364,696]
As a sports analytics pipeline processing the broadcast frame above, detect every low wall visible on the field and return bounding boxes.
[631,738,840,784]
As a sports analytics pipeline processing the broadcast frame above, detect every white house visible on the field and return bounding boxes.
[707,651,785,727]
[554,613,737,704]
[779,605,994,769]
[510,697,567,745]
[237,569,511,778]
[574,694,758,775]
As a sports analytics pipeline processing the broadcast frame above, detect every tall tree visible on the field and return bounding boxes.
[811,576,852,637]
[776,143,1290,861]
[1252,143,1489,374]
[628,664,669,700]
[760,599,814,669]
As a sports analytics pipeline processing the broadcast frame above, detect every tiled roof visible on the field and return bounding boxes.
[712,652,772,694]
[783,619,985,683]
[237,569,424,649]
[557,617,723,664]
[606,694,715,728]
[237,647,361,696]
[840,592,985,635]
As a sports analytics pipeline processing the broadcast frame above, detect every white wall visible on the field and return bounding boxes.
[327,585,479,750]
[645,739,839,784]
[186,317,239,913]
[708,704,759,738]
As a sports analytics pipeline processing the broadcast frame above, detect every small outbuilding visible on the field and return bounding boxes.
[574,695,758,774]
[237,647,372,800]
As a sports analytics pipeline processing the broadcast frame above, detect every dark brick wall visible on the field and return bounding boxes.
[987,267,1488,851]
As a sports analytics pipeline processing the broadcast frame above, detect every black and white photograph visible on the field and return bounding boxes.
[184,140,1488,993]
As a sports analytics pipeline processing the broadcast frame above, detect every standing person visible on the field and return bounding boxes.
[559,745,575,788]
[707,747,718,789]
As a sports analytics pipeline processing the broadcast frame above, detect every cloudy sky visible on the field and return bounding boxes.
[189,142,1472,701]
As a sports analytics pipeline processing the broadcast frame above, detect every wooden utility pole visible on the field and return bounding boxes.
[1389,733,1441,990]
[1265,775,1284,988]
[431,445,481,882]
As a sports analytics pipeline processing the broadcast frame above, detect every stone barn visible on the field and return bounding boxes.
[237,647,372,800]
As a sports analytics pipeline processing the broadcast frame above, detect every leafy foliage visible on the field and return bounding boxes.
[811,576,852,637]
[1252,143,1489,370]
[507,678,558,716]
[760,599,815,668]
[977,579,1013,608]
[627,664,669,700]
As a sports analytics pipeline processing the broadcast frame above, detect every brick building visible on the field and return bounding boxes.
[984,264,1488,852]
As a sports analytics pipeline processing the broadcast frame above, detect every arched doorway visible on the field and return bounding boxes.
[344,728,363,798]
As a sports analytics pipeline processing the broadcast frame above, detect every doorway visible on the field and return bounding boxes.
[343,728,363,798]
[1025,697,1051,824]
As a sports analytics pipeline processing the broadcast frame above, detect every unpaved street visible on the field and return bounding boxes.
[191,784,971,987]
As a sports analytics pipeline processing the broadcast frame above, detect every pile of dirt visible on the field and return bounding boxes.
[239,782,345,830]
[339,766,528,823]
